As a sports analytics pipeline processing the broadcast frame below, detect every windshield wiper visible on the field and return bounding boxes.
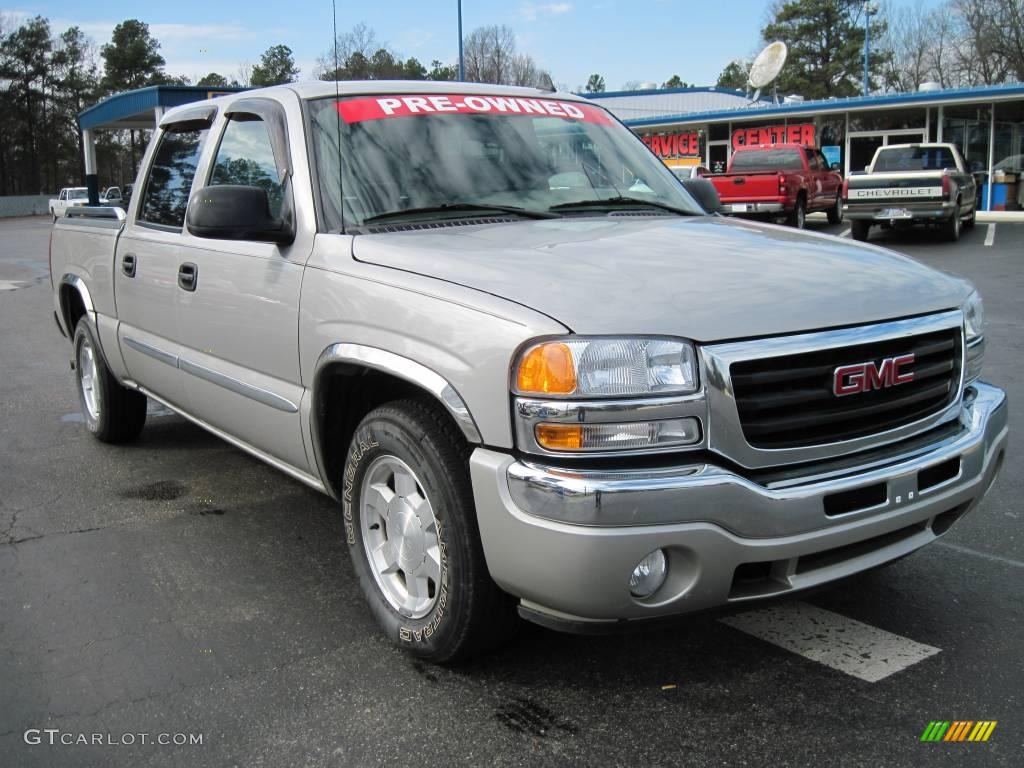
[549,196,695,216]
[362,202,559,224]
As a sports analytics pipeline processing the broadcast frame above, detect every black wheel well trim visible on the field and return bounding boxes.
[310,343,483,498]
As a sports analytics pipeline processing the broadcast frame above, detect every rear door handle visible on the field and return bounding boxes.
[121,253,136,278]
[178,262,198,292]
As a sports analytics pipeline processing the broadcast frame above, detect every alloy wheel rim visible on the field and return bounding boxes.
[359,455,442,619]
[78,338,100,421]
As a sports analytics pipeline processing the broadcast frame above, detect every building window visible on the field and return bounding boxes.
[992,100,1024,210]
[847,108,925,132]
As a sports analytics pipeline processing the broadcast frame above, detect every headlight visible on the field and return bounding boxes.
[963,291,984,341]
[514,337,699,397]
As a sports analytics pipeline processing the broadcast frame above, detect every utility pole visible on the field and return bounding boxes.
[458,0,465,81]
[863,1,877,97]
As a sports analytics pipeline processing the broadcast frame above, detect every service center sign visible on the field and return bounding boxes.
[337,95,612,124]
[641,132,701,158]
[732,123,816,150]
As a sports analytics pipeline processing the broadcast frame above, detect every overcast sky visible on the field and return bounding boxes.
[5,1,943,90]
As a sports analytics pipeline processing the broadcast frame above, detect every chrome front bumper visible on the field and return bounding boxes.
[470,383,1007,628]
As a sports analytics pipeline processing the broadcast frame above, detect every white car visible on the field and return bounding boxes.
[49,187,89,221]
[671,165,709,181]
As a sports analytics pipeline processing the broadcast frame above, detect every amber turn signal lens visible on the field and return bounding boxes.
[535,424,583,450]
[517,342,577,395]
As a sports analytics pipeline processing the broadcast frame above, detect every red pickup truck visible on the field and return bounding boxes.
[709,144,843,228]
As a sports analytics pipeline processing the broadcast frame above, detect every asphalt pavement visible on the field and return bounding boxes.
[1,213,1021,767]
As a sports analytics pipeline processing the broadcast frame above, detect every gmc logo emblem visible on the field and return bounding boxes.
[833,354,915,396]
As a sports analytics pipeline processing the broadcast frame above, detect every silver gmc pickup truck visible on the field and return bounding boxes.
[50,82,1008,662]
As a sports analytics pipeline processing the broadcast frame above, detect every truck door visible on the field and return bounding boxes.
[115,115,213,409]
[174,98,310,473]
[815,149,840,203]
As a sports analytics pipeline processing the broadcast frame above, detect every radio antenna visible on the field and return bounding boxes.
[332,0,346,233]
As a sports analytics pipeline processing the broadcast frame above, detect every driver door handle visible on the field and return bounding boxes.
[178,262,198,292]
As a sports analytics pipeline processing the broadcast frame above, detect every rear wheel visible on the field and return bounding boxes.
[850,219,871,241]
[343,399,514,663]
[72,318,147,443]
[964,202,976,229]
[788,196,807,229]
[827,195,843,224]
[943,203,961,242]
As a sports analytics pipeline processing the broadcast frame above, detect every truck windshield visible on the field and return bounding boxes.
[729,149,804,172]
[873,147,957,172]
[308,94,702,229]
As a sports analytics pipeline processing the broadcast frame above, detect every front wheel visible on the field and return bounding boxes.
[72,318,147,442]
[827,195,843,224]
[342,399,514,663]
[850,219,871,241]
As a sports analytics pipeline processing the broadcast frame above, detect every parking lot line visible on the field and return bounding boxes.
[0,280,25,291]
[984,224,996,247]
[838,228,851,238]
[934,540,1024,568]
[719,601,941,683]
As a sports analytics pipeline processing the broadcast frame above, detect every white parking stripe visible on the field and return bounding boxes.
[0,280,25,291]
[984,224,996,247]
[934,540,1024,568]
[839,228,852,238]
[719,602,940,683]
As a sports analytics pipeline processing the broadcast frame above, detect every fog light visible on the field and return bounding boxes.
[629,549,668,598]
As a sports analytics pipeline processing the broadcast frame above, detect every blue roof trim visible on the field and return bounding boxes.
[583,85,751,100]
[79,85,248,130]
[623,81,1024,127]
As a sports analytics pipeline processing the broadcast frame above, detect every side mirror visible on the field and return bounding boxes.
[680,177,723,214]
[186,185,294,245]
[830,162,841,171]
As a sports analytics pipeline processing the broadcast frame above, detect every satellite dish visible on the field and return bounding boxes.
[748,41,788,102]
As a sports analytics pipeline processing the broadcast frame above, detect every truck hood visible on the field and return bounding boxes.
[353,216,970,342]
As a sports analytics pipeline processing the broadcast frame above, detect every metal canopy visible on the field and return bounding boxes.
[78,84,247,131]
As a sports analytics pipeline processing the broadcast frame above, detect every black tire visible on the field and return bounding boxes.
[788,195,807,229]
[72,318,147,443]
[827,194,843,224]
[342,399,514,663]
[851,219,871,241]
[944,203,961,242]
[964,201,976,229]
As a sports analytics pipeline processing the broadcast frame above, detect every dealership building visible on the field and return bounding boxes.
[586,82,1024,211]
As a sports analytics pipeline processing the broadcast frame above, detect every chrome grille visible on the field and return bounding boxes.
[731,327,962,449]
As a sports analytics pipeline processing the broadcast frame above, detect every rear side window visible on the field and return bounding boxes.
[210,117,284,217]
[730,149,804,171]
[139,125,209,228]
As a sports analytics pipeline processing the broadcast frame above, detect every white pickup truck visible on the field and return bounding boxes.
[842,143,978,242]
[49,82,1007,662]
[48,187,89,221]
